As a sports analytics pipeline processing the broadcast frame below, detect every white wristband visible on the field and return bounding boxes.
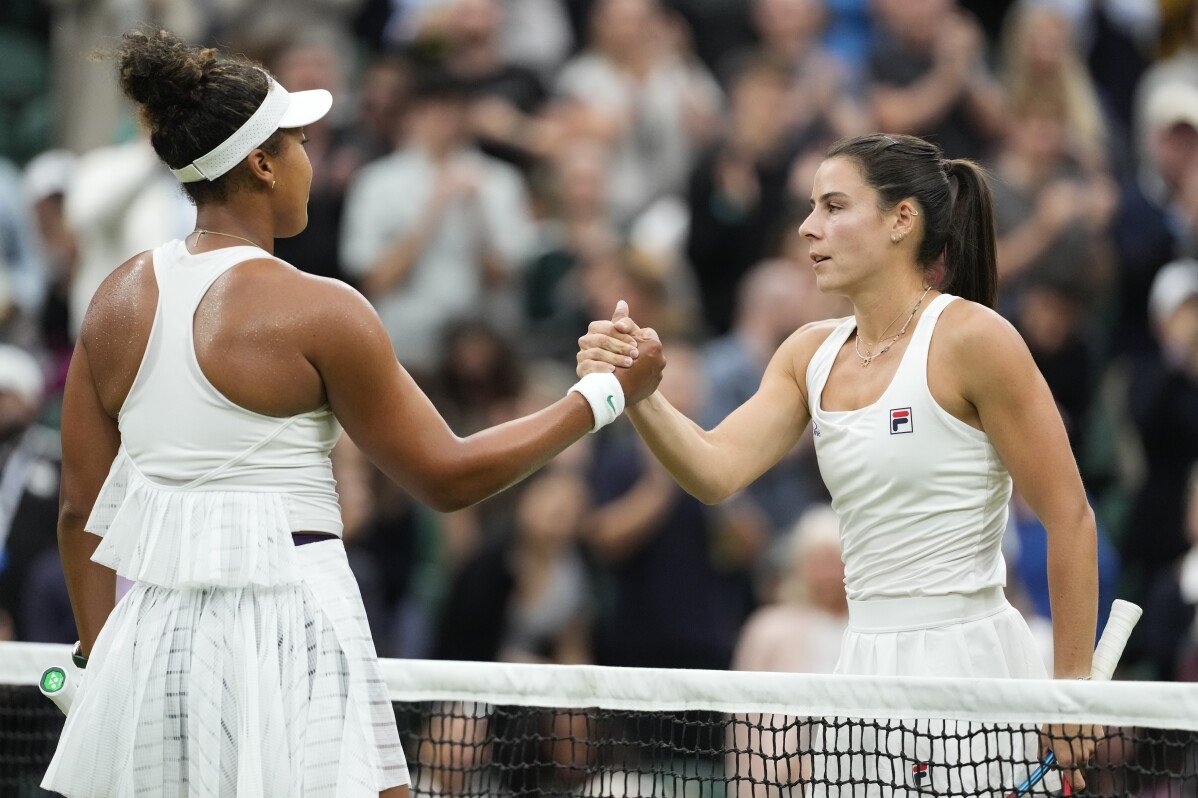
[568,372,625,433]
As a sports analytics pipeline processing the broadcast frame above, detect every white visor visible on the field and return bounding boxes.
[170,76,332,183]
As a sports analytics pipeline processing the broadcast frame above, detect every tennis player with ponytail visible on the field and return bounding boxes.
[41,28,662,798]
[579,133,1100,793]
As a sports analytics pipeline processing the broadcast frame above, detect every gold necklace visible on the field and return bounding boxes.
[853,286,933,367]
[191,229,265,249]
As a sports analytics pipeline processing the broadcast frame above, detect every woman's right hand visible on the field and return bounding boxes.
[577,301,666,405]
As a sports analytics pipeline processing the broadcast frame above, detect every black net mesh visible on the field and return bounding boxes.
[5,687,1198,796]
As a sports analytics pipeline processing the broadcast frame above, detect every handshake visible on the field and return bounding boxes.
[571,301,667,426]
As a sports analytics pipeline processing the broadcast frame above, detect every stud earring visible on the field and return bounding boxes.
[271,180,277,189]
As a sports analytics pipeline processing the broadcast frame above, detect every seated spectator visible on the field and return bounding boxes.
[726,504,848,797]
[554,0,723,224]
[731,503,848,674]
[341,70,536,375]
[867,0,1005,160]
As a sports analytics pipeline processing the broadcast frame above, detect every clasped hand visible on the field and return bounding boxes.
[577,301,666,405]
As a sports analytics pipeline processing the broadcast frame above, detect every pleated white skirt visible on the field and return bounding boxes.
[42,540,409,797]
[811,589,1057,796]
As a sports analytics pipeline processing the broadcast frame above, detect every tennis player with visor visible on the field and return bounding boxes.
[40,28,662,797]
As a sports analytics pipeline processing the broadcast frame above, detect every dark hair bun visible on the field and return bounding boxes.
[117,27,217,129]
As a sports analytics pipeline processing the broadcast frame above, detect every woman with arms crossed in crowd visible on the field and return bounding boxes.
[580,133,1098,793]
[43,29,661,798]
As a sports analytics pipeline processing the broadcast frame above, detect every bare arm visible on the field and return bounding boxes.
[948,304,1098,679]
[580,322,832,504]
[57,339,119,656]
[307,283,663,512]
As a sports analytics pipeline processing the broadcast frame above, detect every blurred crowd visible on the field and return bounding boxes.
[0,0,1196,683]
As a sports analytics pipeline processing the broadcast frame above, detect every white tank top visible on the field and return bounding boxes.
[806,294,1011,601]
[85,240,343,589]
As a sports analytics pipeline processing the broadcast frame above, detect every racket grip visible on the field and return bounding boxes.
[1090,600,1142,681]
[39,664,78,715]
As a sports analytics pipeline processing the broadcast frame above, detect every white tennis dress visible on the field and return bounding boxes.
[806,294,1053,795]
[42,240,410,797]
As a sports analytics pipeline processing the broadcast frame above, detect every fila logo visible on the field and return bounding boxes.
[911,762,928,787]
[890,407,913,434]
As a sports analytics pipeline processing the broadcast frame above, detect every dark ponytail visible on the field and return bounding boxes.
[942,159,997,308]
[110,26,285,204]
[826,134,999,308]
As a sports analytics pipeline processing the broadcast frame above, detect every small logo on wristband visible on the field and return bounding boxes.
[606,395,617,414]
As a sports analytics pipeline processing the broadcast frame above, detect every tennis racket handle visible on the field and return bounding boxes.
[1090,600,1143,681]
[39,665,78,715]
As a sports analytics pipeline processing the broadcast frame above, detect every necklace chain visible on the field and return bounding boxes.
[853,286,933,367]
[191,229,264,249]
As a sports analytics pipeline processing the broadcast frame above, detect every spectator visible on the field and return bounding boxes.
[725,504,848,797]
[702,259,834,531]
[439,0,554,168]
[586,345,760,670]
[721,0,865,140]
[270,37,374,282]
[1000,0,1111,171]
[0,157,43,343]
[22,150,76,375]
[1141,464,1198,681]
[1140,81,1198,256]
[867,0,1005,160]
[341,70,536,374]
[687,55,807,334]
[1126,260,1198,577]
[64,136,194,338]
[0,345,69,643]
[434,468,593,663]
[525,139,620,358]
[990,89,1117,321]
[555,0,723,224]
[731,503,848,674]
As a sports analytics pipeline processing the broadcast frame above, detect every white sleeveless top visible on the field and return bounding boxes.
[807,294,1011,602]
[85,239,343,589]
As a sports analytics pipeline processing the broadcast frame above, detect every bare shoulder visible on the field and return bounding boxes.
[775,317,847,375]
[937,298,1028,362]
[79,251,156,357]
[936,298,1036,398]
[257,264,391,359]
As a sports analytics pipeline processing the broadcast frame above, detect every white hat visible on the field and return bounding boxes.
[0,345,44,408]
[170,76,332,183]
[1144,81,1198,133]
[23,150,75,204]
[1149,258,1198,326]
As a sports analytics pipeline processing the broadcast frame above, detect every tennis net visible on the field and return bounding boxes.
[2,641,1197,796]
